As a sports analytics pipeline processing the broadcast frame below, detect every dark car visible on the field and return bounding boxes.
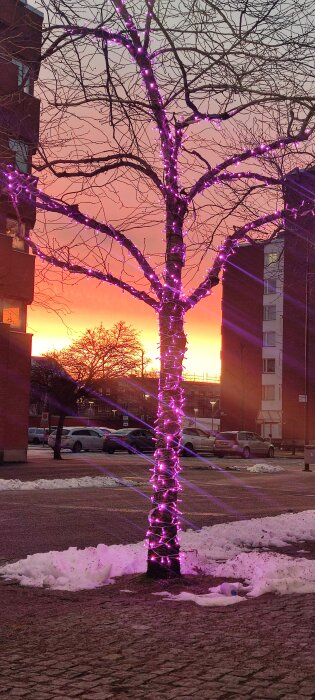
[103,428,155,454]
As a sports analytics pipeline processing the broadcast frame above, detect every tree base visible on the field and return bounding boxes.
[146,559,181,579]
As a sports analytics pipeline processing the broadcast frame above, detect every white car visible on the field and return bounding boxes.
[181,427,215,456]
[48,426,105,453]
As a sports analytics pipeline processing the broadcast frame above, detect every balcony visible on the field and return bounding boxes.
[0,60,40,146]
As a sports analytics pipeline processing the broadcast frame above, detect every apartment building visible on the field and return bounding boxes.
[0,0,42,462]
[220,168,315,443]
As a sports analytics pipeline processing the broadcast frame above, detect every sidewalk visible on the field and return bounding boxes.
[0,450,314,699]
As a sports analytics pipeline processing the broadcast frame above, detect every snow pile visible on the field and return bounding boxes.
[1,511,314,600]
[213,551,315,597]
[0,542,145,590]
[247,463,284,474]
[0,476,135,491]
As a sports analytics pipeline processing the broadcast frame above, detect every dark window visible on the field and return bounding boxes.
[263,305,276,321]
[72,429,90,436]
[263,358,276,373]
[264,278,277,294]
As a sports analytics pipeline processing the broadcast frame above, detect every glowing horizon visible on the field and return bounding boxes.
[28,280,222,380]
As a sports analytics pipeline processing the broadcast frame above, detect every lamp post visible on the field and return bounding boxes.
[210,400,217,432]
[193,407,198,426]
[87,401,95,426]
[303,253,314,471]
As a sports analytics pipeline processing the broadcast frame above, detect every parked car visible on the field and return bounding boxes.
[213,431,275,458]
[103,428,155,454]
[28,427,48,445]
[48,426,105,452]
[181,427,215,456]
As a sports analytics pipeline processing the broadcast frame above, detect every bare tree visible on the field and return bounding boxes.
[31,357,83,460]
[1,0,315,577]
[46,321,146,384]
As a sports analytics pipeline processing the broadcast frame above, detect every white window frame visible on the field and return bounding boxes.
[262,385,276,401]
[263,305,276,321]
[8,139,29,173]
[12,59,31,94]
[264,278,277,294]
[263,331,276,347]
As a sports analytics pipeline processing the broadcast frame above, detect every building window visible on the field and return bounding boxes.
[0,299,25,330]
[264,278,277,294]
[262,385,275,401]
[263,331,276,347]
[263,304,276,321]
[5,218,26,251]
[12,59,31,94]
[8,139,29,173]
[264,252,279,266]
[263,358,276,373]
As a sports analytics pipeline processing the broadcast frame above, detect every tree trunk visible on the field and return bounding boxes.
[53,413,65,460]
[146,301,186,578]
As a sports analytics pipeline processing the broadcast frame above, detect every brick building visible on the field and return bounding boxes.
[220,169,315,443]
[71,376,220,431]
[0,0,42,462]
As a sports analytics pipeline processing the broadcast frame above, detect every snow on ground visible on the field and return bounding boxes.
[0,476,135,491]
[0,511,314,605]
[247,463,284,474]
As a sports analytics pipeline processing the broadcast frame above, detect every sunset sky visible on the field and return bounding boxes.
[28,269,222,379]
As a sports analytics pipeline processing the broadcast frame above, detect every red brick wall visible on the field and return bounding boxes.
[0,324,32,453]
[0,0,42,460]
[283,170,315,442]
[220,244,264,431]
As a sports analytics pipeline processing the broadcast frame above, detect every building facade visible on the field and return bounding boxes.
[0,0,42,462]
[30,375,220,432]
[220,169,315,444]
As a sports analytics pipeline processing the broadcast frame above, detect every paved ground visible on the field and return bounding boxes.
[0,448,314,699]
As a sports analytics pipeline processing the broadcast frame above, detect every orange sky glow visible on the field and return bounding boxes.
[28,269,222,380]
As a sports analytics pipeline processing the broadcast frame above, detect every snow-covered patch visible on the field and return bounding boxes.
[155,554,315,606]
[154,590,244,607]
[0,511,314,602]
[247,463,284,474]
[0,476,135,491]
[155,581,248,607]
[213,551,315,597]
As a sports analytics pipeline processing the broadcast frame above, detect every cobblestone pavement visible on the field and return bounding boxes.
[0,452,314,699]
[0,575,314,700]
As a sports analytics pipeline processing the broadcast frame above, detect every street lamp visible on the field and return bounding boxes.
[193,407,198,426]
[87,401,95,426]
[210,400,217,432]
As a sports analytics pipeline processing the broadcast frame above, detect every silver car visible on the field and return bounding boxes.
[181,427,215,456]
[28,427,48,444]
[213,431,275,459]
[48,427,105,453]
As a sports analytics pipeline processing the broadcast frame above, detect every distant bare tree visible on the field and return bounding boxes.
[1,0,315,577]
[47,321,146,384]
